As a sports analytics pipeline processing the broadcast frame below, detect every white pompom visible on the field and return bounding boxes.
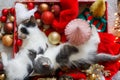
[65,19,92,46]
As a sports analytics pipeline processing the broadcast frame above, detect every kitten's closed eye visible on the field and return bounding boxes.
[20,27,29,35]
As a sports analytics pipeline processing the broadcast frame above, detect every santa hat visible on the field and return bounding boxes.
[52,0,79,33]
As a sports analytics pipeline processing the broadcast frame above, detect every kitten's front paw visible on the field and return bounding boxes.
[59,75,73,80]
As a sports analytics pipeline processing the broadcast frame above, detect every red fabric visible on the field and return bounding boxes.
[98,32,120,80]
[52,0,79,33]
[58,70,86,80]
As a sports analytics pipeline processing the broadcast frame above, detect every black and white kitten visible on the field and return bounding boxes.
[1,16,49,80]
[33,26,120,76]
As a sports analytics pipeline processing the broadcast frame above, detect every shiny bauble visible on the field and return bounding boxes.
[2,34,13,47]
[36,19,41,26]
[2,8,9,16]
[4,22,14,34]
[41,11,54,25]
[9,16,15,22]
[17,39,23,47]
[43,24,50,30]
[51,4,61,16]
[0,33,3,40]
[0,74,5,80]
[0,16,7,23]
[38,3,49,12]
[27,2,34,10]
[0,22,2,30]
[9,8,15,15]
[34,11,41,19]
[48,31,61,45]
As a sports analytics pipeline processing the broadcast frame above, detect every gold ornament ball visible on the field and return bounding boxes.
[9,16,15,22]
[48,32,61,45]
[2,34,13,47]
[38,3,49,12]
[0,33,3,40]
[0,74,5,80]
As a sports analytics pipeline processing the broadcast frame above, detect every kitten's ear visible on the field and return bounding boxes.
[30,16,36,23]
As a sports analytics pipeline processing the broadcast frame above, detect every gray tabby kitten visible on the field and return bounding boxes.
[32,26,120,76]
[1,16,48,80]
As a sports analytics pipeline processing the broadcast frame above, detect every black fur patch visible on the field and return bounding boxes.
[23,20,36,27]
[24,64,33,80]
[38,47,44,54]
[28,49,37,61]
[56,45,79,66]
[20,27,29,35]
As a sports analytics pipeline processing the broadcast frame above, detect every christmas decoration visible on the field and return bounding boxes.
[98,32,120,80]
[38,3,49,13]
[90,0,106,18]
[4,22,14,34]
[36,19,41,26]
[52,0,79,33]
[48,31,61,45]
[43,24,50,30]
[9,7,15,15]
[2,8,9,16]
[17,39,23,47]
[65,19,92,46]
[82,64,110,80]
[51,4,61,16]
[34,11,41,19]
[41,11,54,25]
[27,2,34,10]
[0,16,7,23]
[9,16,15,22]
[0,33,3,40]
[0,74,5,80]
[112,0,120,43]
[0,22,2,30]
[2,34,13,47]
[78,8,107,32]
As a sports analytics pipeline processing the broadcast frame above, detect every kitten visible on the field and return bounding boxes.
[1,16,48,80]
[33,26,120,76]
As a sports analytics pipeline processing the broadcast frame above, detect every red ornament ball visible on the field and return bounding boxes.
[27,2,34,10]
[17,39,23,47]
[4,22,14,34]
[51,4,61,16]
[9,8,15,15]
[2,8,9,16]
[34,11,41,19]
[41,11,54,25]
[0,16,7,23]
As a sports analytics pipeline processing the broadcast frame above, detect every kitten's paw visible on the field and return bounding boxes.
[59,75,73,80]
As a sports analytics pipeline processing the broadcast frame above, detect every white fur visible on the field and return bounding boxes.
[1,24,49,80]
[15,3,37,25]
[18,24,49,54]
[40,26,100,70]
[1,51,32,80]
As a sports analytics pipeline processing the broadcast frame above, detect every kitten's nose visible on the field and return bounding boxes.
[42,62,49,67]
